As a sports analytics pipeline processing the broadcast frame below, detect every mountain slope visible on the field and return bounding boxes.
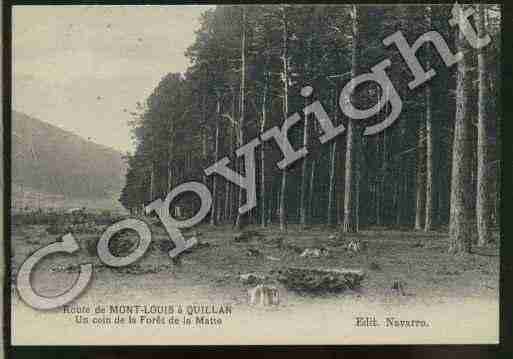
[12,111,127,210]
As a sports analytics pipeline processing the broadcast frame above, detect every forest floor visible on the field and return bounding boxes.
[10,222,500,344]
[11,222,500,302]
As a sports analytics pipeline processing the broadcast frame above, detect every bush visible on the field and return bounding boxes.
[13,211,59,226]
[108,229,140,257]
[46,220,66,235]
[84,237,99,257]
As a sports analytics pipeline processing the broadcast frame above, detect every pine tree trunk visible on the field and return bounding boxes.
[342,5,361,233]
[449,7,474,254]
[149,127,156,203]
[225,90,236,223]
[309,155,316,224]
[149,163,155,203]
[343,105,360,232]
[376,136,382,226]
[336,136,345,226]
[299,99,310,228]
[397,165,407,226]
[224,123,232,223]
[201,69,208,189]
[327,88,338,227]
[260,140,266,227]
[424,84,434,231]
[415,125,426,230]
[476,4,493,246]
[260,77,268,228]
[279,172,287,231]
[375,89,384,227]
[376,126,388,225]
[235,7,246,230]
[268,181,274,225]
[278,6,289,232]
[211,98,221,226]
[327,139,337,226]
[167,160,173,194]
[167,118,175,194]
[393,169,400,226]
[424,6,435,231]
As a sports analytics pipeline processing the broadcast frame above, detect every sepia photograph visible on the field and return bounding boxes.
[10,4,501,346]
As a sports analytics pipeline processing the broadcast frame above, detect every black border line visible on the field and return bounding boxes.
[4,1,512,358]
[499,0,512,357]
[3,1,12,358]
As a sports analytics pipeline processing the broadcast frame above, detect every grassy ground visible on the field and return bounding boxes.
[11,222,499,305]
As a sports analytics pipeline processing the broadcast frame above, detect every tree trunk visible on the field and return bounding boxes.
[309,155,316,224]
[392,168,400,226]
[235,7,246,230]
[201,68,208,189]
[376,136,382,226]
[327,140,337,227]
[327,88,338,227]
[260,74,268,228]
[225,89,236,223]
[375,88,385,226]
[449,6,474,254]
[211,98,221,225]
[224,123,232,223]
[424,5,435,231]
[149,127,156,203]
[379,121,387,226]
[342,5,361,233]
[476,4,493,246]
[300,98,310,228]
[342,92,360,232]
[424,84,434,231]
[336,136,346,226]
[397,164,408,226]
[415,124,426,230]
[167,117,175,194]
[278,6,289,232]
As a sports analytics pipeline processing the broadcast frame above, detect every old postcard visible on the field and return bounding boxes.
[10,4,500,345]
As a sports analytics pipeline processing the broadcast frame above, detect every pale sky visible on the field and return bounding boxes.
[13,5,215,153]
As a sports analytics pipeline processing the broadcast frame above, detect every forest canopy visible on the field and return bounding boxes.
[119,4,501,254]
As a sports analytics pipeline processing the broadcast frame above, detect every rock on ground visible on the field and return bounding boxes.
[276,266,365,293]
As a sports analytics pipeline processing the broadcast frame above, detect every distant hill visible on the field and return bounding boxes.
[12,111,127,211]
